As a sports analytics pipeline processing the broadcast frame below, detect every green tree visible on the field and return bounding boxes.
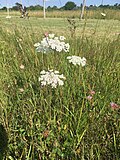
[28,5,43,10]
[64,1,76,10]
[52,5,58,10]
[11,5,19,11]
[0,7,7,10]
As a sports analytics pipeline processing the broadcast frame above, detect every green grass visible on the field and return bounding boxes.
[0,16,120,39]
[0,17,120,159]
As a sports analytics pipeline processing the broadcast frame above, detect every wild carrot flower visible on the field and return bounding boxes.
[39,69,66,88]
[34,33,70,53]
[64,43,70,52]
[67,56,86,66]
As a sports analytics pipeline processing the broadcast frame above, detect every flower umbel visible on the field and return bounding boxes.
[34,33,70,53]
[67,56,86,66]
[39,69,66,88]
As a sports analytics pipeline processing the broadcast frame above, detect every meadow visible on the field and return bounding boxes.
[0,9,120,20]
[0,11,120,160]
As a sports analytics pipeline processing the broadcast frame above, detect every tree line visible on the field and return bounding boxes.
[0,1,120,11]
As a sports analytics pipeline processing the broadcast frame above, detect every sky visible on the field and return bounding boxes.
[0,0,119,8]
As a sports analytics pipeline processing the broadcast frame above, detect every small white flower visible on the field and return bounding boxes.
[41,81,47,86]
[65,43,70,48]
[60,36,66,41]
[80,57,87,67]
[51,83,57,88]
[60,42,65,47]
[39,69,66,88]
[66,56,71,60]
[51,43,56,50]
[40,70,46,74]
[54,70,59,74]
[59,74,66,80]
[56,45,63,52]
[54,37,59,40]
[41,38,49,46]
[34,42,41,47]
[38,77,42,81]
[49,34,55,39]
[67,56,86,66]
[58,79,64,86]
[34,34,70,53]
[64,43,70,52]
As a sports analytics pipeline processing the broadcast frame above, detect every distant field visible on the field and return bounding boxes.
[0,9,120,20]
[0,16,120,39]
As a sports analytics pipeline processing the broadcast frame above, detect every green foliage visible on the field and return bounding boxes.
[47,6,58,11]
[0,18,120,159]
[28,5,43,11]
[0,7,7,10]
[64,1,76,10]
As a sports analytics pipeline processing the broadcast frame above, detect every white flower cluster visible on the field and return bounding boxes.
[39,69,66,88]
[67,56,86,66]
[34,34,70,53]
